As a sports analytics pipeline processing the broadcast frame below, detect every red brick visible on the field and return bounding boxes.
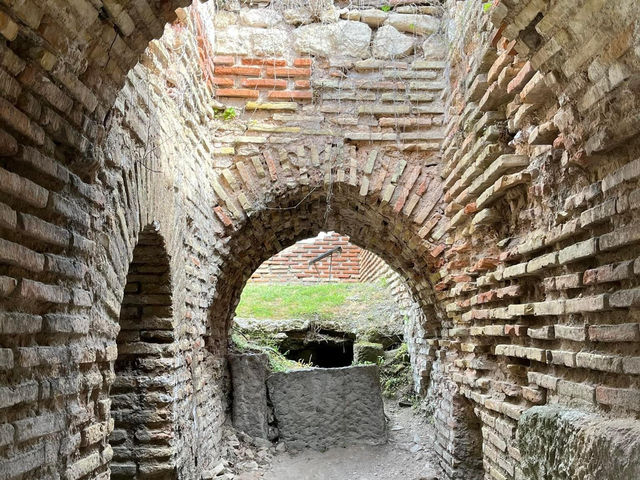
[471,257,499,272]
[265,67,311,77]
[212,77,234,87]
[241,78,287,89]
[19,278,70,304]
[505,325,528,336]
[293,58,312,67]
[294,80,310,89]
[491,23,505,47]
[394,188,410,213]
[264,151,278,181]
[453,275,473,283]
[464,202,477,214]
[507,61,534,94]
[214,66,261,76]
[213,206,233,227]
[583,260,633,285]
[215,89,259,98]
[241,58,286,66]
[497,285,522,299]
[596,386,640,410]
[430,244,446,258]
[267,90,312,100]
[213,55,234,65]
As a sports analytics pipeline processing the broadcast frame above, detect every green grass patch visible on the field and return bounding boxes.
[235,282,386,320]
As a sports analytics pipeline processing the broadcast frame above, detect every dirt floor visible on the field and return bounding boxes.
[219,400,442,480]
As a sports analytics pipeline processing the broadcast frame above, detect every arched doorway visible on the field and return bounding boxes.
[109,225,177,479]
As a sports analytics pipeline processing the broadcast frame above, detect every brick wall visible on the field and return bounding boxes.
[426,0,640,478]
[250,232,361,283]
[0,1,639,480]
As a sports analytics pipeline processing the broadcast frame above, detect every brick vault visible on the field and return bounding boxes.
[0,0,639,479]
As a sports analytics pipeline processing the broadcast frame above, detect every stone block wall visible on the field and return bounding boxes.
[267,365,387,451]
[250,232,361,283]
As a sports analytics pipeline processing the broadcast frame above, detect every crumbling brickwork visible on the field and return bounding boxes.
[0,0,639,479]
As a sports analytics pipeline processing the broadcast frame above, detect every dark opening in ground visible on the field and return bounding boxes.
[278,327,356,368]
[283,337,354,367]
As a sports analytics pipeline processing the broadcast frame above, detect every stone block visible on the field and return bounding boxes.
[558,238,597,265]
[518,406,640,479]
[599,224,640,251]
[353,342,384,364]
[595,386,640,411]
[554,324,586,342]
[267,365,386,450]
[373,25,414,59]
[588,323,640,342]
[229,353,270,439]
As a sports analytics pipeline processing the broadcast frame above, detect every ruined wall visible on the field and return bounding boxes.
[267,365,387,451]
[0,2,447,479]
[423,0,640,478]
[0,3,231,479]
[250,232,362,283]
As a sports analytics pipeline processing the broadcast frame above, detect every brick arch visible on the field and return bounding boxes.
[205,178,445,350]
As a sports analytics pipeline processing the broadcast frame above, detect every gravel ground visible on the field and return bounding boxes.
[217,400,442,480]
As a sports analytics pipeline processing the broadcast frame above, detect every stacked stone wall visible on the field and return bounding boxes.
[0,2,446,478]
[0,3,229,479]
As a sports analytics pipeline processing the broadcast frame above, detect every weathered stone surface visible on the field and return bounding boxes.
[239,8,283,28]
[294,21,371,58]
[353,342,384,363]
[250,29,288,56]
[216,28,251,55]
[293,23,334,57]
[373,25,415,59]
[283,8,313,25]
[229,353,270,439]
[518,406,640,479]
[267,365,387,450]
[422,35,447,60]
[386,13,439,35]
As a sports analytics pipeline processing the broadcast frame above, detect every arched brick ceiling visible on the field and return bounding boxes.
[207,181,444,345]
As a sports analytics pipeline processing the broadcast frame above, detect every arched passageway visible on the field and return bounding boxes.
[110,225,176,479]
[205,180,443,352]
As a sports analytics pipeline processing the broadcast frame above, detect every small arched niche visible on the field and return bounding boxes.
[109,225,177,479]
